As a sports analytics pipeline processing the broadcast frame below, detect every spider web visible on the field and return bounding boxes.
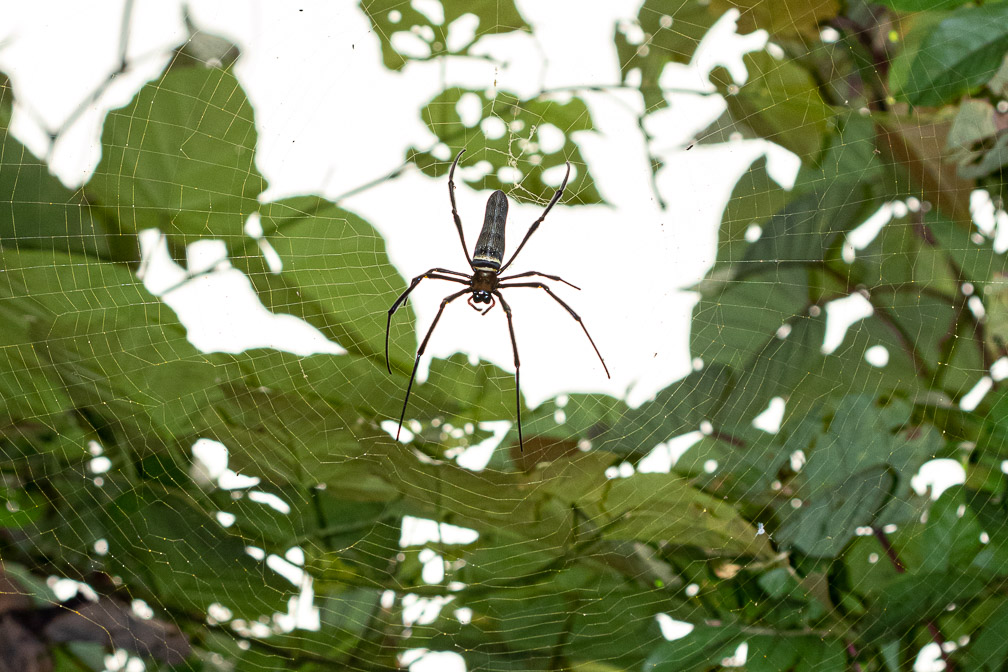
[1,1,1007,672]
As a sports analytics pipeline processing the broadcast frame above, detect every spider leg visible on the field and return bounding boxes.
[497,282,610,378]
[448,149,475,270]
[498,161,571,274]
[387,270,470,374]
[396,288,471,441]
[493,291,524,452]
[497,270,580,290]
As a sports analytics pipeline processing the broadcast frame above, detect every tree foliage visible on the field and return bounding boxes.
[2,1,1008,670]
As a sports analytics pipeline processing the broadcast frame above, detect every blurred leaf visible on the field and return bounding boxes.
[602,365,733,458]
[918,486,983,573]
[692,266,810,371]
[966,598,1008,671]
[860,571,984,642]
[711,0,839,40]
[747,635,845,672]
[174,9,241,68]
[946,99,1008,179]
[359,0,529,70]
[711,49,834,163]
[614,1,718,112]
[538,453,773,558]
[0,487,45,529]
[90,66,265,252]
[210,378,396,488]
[878,114,974,226]
[409,87,602,204]
[898,4,1008,106]
[644,622,744,672]
[876,0,970,10]
[43,597,191,664]
[253,586,380,662]
[102,486,295,619]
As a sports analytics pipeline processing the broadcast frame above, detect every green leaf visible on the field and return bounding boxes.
[644,623,743,672]
[966,598,1008,671]
[210,378,397,488]
[712,50,834,164]
[90,66,265,251]
[102,486,295,618]
[601,365,733,458]
[614,0,718,112]
[747,636,845,672]
[918,486,983,572]
[359,0,529,70]
[876,0,970,10]
[233,196,415,368]
[691,266,810,371]
[899,4,1008,106]
[775,396,942,558]
[0,486,46,528]
[710,0,839,41]
[409,88,603,205]
[0,76,135,262]
[537,454,773,558]
[860,571,985,642]
[260,586,381,661]
[0,247,215,440]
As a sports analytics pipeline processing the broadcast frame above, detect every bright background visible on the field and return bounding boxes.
[0,0,795,412]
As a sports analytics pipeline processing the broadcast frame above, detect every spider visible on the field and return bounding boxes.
[386,149,610,452]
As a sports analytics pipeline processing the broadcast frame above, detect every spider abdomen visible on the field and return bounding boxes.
[473,190,508,270]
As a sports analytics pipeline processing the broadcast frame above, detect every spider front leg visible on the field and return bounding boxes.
[497,270,580,290]
[498,162,571,273]
[386,269,469,373]
[493,291,524,452]
[448,149,474,270]
[396,288,470,440]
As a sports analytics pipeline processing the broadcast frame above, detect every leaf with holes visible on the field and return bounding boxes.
[359,0,529,70]
[614,1,718,112]
[409,88,602,205]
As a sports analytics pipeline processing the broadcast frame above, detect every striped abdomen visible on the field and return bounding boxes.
[473,190,508,270]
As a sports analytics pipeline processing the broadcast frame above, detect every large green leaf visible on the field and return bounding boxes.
[90,66,265,251]
[233,196,415,368]
[0,248,213,438]
[409,87,603,205]
[898,3,1008,106]
[359,0,529,70]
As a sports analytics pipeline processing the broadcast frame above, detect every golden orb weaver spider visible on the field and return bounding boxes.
[386,149,610,451]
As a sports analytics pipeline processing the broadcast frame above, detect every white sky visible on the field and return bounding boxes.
[0,0,796,409]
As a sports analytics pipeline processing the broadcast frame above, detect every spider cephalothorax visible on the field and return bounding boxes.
[386,149,609,451]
